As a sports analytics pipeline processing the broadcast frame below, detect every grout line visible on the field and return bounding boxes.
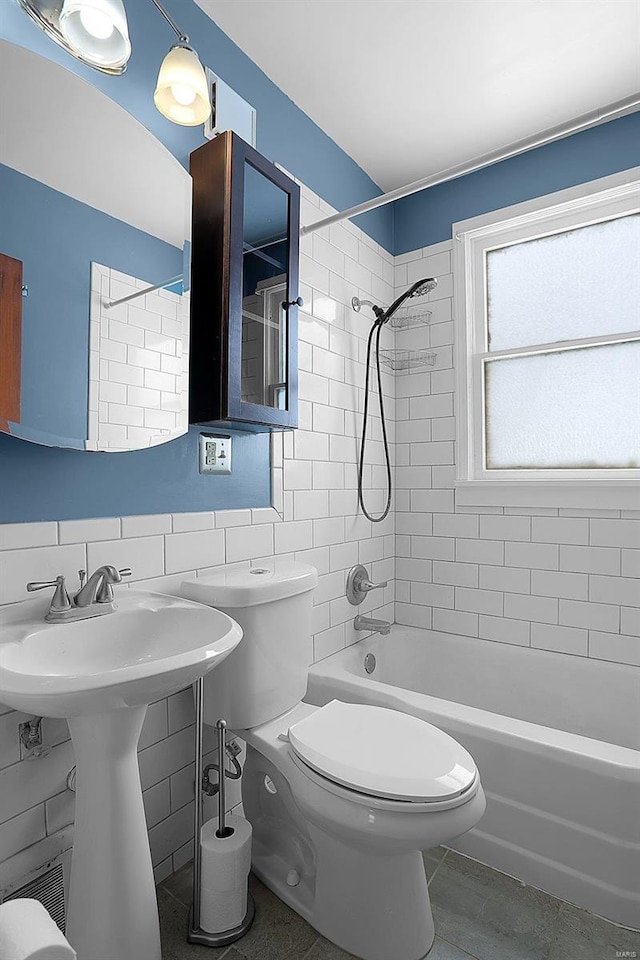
[299,934,322,960]
[159,883,190,910]
[436,933,483,960]
[426,847,449,887]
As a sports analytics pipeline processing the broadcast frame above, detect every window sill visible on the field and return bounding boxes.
[454,480,640,511]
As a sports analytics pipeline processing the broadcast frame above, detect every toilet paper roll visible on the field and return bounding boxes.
[200,886,247,934]
[0,899,77,960]
[200,815,252,933]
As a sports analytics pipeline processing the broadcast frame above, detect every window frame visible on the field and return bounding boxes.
[453,167,640,509]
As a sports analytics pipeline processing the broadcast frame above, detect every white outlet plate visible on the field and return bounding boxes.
[199,434,232,475]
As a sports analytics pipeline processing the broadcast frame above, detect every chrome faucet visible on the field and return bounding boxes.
[354,615,391,636]
[74,565,128,607]
[27,566,131,623]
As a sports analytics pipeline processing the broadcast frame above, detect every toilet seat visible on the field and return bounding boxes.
[288,700,477,803]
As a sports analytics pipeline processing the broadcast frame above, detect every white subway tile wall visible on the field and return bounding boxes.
[393,238,639,668]
[0,181,395,893]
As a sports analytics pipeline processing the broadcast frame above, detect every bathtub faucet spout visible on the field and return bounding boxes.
[354,615,391,636]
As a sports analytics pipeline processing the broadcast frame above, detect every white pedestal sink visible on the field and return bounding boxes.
[0,590,242,960]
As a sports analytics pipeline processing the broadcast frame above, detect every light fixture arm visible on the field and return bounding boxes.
[150,0,189,44]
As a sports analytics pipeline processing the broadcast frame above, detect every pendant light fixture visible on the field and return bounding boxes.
[151,0,211,126]
[17,0,131,74]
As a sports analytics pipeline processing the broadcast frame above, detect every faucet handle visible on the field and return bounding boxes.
[96,566,131,603]
[27,579,60,592]
[361,577,388,593]
[346,564,388,605]
[26,575,71,612]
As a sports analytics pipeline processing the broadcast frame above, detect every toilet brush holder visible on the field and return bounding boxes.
[187,682,255,947]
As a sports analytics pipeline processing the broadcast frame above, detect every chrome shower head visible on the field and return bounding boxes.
[380,277,437,324]
[410,278,437,297]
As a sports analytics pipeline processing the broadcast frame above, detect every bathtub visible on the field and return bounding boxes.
[305,626,640,929]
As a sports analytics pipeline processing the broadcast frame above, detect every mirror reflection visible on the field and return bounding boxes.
[241,161,290,410]
[0,40,191,451]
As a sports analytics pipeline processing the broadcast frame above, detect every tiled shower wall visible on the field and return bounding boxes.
[393,239,640,667]
[0,180,396,896]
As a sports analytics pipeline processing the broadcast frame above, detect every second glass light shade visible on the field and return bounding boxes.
[59,0,131,69]
[154,45,211,126]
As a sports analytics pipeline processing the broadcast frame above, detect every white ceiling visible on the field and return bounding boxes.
[196,0,640,192]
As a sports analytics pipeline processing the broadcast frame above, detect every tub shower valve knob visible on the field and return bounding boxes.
[346,564,388,606]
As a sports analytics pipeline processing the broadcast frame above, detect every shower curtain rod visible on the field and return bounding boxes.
[300,94,640,236]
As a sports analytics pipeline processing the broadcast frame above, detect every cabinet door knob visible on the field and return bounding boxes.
[285,296,304,308]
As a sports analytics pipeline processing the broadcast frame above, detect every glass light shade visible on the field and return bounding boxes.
[59,0,131,69]
[154,45,211,126]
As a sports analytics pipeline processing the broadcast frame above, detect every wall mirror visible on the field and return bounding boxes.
[0,39,192,452]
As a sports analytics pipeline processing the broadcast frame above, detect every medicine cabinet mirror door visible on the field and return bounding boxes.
[227,142,300,429]
[238,161,291,415]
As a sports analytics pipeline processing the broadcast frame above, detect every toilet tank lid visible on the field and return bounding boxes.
[181,561,318,607]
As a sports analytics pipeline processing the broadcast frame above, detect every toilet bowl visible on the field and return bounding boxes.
[182,562,485,960]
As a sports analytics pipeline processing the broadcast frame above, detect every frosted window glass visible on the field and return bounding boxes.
[485,342,640,469]
[486,215,640,351]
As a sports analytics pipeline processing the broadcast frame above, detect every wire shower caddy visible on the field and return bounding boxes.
[386,303,432,330]
[377,349,437,372]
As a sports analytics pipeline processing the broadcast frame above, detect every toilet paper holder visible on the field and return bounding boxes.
[202,737,242,797]
[187,681,255,947]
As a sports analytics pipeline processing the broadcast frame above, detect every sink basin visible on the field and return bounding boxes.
[0,587,242,960]
[0,589,242,717]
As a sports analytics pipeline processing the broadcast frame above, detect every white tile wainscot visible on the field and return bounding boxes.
[393,237,639,670]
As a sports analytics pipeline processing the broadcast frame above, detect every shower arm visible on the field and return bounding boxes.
[352,278,437,327]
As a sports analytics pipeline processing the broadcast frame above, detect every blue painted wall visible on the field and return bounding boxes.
[0,163,182,445]
[394,112,640,254]
[1,0,637,524]
[0,0,392,523]
[0,428,270,523]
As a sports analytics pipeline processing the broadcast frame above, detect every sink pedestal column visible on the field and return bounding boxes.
[67,706,161,960]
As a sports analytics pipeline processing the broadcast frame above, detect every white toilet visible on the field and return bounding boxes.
[182,561,485,960]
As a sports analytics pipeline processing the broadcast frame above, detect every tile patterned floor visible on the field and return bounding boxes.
[158,848,640,960]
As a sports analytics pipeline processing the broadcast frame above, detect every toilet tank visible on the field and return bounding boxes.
[181,561,317,729]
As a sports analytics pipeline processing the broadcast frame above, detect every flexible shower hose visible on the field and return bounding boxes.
[358,316,392,523]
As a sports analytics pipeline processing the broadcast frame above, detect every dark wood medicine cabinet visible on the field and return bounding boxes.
[189,131,301,431]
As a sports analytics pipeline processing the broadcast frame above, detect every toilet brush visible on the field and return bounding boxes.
[187,678,255,946]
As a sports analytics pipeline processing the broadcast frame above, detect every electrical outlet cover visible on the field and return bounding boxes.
[199,433,232,474]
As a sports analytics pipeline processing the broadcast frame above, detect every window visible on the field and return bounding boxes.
[454,170,640,508]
